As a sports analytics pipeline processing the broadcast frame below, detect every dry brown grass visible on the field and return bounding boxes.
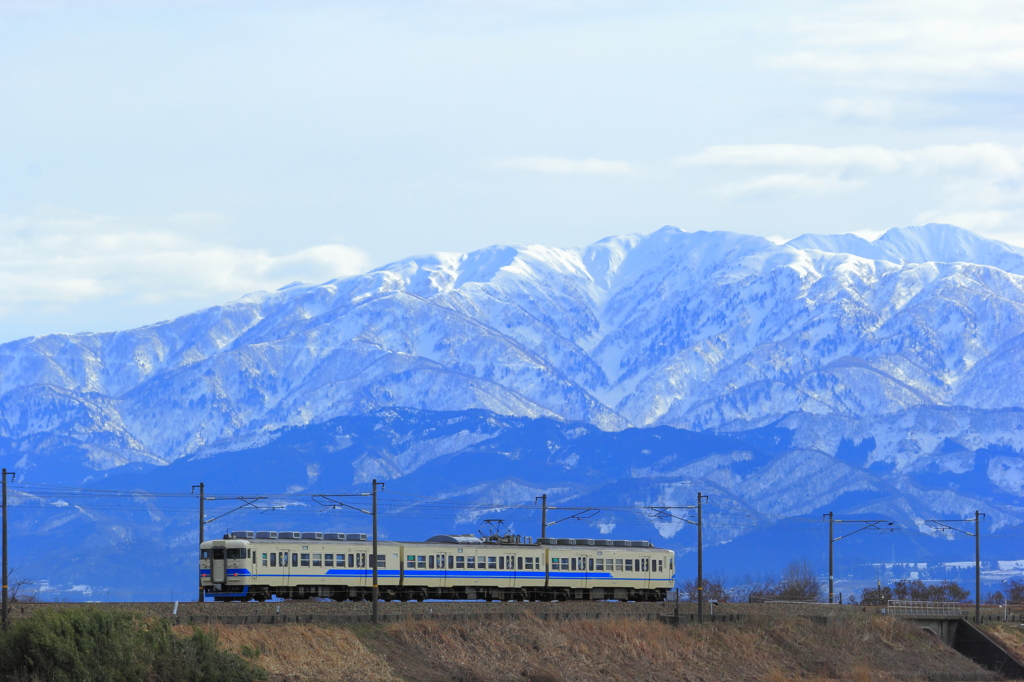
[176,615,997,682]
[368,614,994,682]
[171,623,399,682]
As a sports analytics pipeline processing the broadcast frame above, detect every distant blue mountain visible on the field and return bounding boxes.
[10,408,1019,602]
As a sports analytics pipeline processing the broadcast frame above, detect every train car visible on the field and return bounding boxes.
[199,531,675,602]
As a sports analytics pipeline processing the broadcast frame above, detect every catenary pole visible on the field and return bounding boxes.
[697,491,704,625]
[976,510,981,624]
[827,511,834,604]
[372,478,379,625]
[1,468,12,630]
[540,494,548,539]
[192,483,205,603]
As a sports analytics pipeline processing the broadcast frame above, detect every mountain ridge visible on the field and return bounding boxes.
[3,223,1024,472]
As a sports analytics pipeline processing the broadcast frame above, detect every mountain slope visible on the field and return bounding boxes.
[3,224,1024,473]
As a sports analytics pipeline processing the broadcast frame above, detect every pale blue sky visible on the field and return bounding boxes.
[2,0,1023,341]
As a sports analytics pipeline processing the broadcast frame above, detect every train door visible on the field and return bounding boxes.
[277,549,293,585]
[641,556,651,589]
[505,553,516,587]
[357,551,367,585]
[576,553,588,588]
[434,552,449,587]
[211,547,226,584]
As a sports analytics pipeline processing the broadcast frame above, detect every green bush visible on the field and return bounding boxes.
[0,607,264,682]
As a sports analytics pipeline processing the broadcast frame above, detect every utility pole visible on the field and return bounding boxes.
[925,512,986,623]
[314,482,383,624]
[534,495,596,540]
[2,469,13,630]
[976,510,981,625]
[826,511,833,604]
[191,483,205,603]
[823,513,894,604]
[189,486,274,604]
[647,493,708,623]
[371,478,383,625]
[697,492,707,624]
[536,494,547,539]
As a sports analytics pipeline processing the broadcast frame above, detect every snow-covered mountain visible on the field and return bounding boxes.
[3,223,1024,476]
[4,222,1024,599]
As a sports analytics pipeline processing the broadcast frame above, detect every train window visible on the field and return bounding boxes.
[456,556,464,569]
[560,558,569,570]
[300,553,309,567]
[337,554,345,567]
[429,556,434,569]
[589,558,594,571]
[325,554,333,567]
[312,554,321,567]
[658,560,663,572]
[518,557,523,570]
[270,553,277,567]
[669,558,673,571]
[551,558,560,571]
[625,559,633,572]
[201,549,210,560]
[615,559,623,571]
[466,556,475,569]
[213,549,225,560]
[407,556,415,569]
[488,557,497,570]
[253,552,256,565]
[262,553,268,567]
[448,556,454,569]
[570,558,576,570]
[349,554,355,567]
[377,555,386,568]
[417,556,426,569]
[595,559,603,570]
[499,557,505,570]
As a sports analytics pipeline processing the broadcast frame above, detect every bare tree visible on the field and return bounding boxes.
[746,560,822,602]
[8,568,36,603]
[678,574,732,603]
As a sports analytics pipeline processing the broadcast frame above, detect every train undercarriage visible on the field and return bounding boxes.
[209,585,669,603]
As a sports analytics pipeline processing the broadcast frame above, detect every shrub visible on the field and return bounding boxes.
[0,607,264,682]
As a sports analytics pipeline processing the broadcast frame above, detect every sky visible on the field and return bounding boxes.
[1,0,1023,342]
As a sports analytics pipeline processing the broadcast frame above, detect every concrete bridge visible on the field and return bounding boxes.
[889,601,1024,678]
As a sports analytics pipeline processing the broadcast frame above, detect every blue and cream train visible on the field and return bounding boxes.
[200,531,675,602]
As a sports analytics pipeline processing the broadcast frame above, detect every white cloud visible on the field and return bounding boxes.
[495,157,635,175]
[679,144,907,173]
[680,143,1024,178]
[714,173,862,196]
[821,97,892,121]
[676,142,1024,234]
[768,0,1024,87]
[0,209,370,307]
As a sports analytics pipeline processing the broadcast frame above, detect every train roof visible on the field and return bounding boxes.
[204,531,664,550]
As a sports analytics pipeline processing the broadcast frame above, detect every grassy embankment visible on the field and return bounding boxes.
[179,614,996,682]
[0,607,263,682]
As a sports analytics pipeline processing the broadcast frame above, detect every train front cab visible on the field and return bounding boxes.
[200,538,256,601]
